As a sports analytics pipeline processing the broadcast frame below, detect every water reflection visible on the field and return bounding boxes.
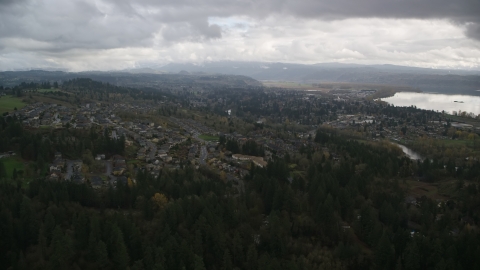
[381,92,480,115]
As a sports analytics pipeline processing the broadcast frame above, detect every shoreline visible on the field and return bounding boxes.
[367,88,421,100]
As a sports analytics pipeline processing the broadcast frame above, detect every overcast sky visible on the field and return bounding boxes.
[1,0,480,71]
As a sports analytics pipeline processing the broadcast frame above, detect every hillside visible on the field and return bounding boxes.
[0,70,262,89]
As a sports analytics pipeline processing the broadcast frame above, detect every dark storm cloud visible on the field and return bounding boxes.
[281,0,480,41]
[279,0,480,41]
[0,0,21,5]
[122,0,480,20]
[115,0,480,40]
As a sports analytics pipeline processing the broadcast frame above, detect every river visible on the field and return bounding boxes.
[393,143,423,160]
[381,92,480,115]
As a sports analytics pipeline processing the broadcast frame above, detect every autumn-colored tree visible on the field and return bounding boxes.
[152,193,168,210]
[220,171,226,182]
[127,177,134,188]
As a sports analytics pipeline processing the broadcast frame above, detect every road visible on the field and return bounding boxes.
[104,160,117,185]
[199,146,207,165]
[146,140,157,161]
[65,161,74,180]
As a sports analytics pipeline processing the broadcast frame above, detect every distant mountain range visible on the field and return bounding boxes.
[155,61,480,95]
[1,61,480,95]
[159,61,480,77]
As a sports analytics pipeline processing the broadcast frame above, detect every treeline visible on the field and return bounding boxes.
[62,78,169,102]
[220,136,265,157]
[0,81,61,97]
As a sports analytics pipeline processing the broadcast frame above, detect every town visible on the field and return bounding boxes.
[2,80,479,194]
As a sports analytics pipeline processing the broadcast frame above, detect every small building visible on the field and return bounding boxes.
[90,176,103,189]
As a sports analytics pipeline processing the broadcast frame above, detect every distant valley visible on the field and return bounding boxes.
[158,61,480,95]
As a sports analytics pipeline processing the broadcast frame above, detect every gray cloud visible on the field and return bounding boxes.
[191,19,222,39]
[0,0,22,5]
[466,23,480,40]
[0,0,479,71]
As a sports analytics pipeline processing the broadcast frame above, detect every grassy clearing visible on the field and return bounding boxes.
[127,160,142,165]
[30,95,73,107]
[199,134,219,141]
[0,96,26,114]
[2,156,25,178]
[439,139,472,147]
[125,144,139,159]
[262,81,329,92]
[404,179,455,201]
[37,88,60,93]
[445,115,480,126]
[37,89,72,96]
[434,139,480,154]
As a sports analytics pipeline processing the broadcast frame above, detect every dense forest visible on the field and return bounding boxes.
[1,113,480,270]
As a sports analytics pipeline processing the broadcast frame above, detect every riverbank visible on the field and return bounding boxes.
[367,88,421,101]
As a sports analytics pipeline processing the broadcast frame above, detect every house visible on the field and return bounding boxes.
[90,176,103,189]
[232,154,267,168]
[71,173,85,184]
[405,196,417,205]
[47,172,60,181]
[116,176,128,186]
[163,156,173,163]
[49,165,62,173]
[71,160,83,172]
[52,158,64,168]
[114,159,127,170]
[112,167,126,176]
[112,155,126,163]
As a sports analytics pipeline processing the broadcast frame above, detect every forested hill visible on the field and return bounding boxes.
[0,70,262,89]
[1,115,480,269]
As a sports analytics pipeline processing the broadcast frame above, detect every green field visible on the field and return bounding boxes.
[37,88,60,93]
[1,156,25,178]
[127,159,143,166]
[445,115,480,127]
[199,134,219,141]
[0,96,26,114]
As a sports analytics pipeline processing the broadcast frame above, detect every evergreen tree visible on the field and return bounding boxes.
[194,255,206,270]
[375,231,395,269]
[49,227,73,270]
[0,160,6,178]
[246,244,258,270]
[95,240,110,269]
[222,249,233,270]
[404,240,421,270]
[108,226,130,270]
